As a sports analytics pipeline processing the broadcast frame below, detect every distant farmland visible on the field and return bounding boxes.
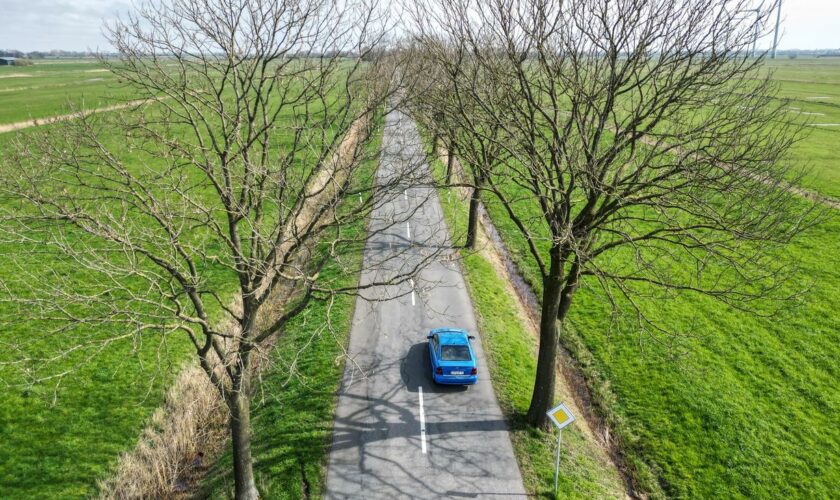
[0,60,138,127]
[767,58,840,198]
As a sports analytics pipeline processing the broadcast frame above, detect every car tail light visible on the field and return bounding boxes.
[470,367,477,375]
[436,367,443,375]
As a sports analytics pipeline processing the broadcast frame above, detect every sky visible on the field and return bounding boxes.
[0,0,837,52]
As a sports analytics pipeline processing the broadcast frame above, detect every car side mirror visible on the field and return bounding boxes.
[427,335,434,339]
[468,335,475,340]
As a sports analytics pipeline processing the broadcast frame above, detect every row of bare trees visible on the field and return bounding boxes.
[405,0,819,429]
[0,0,821,497]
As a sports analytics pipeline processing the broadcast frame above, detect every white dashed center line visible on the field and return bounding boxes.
[406,221,411,240]
[418,386,427,454]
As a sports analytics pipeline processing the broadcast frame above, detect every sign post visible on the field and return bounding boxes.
[546,402,576,497]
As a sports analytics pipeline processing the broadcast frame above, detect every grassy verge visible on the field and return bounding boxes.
[426,147,626,499]
[200,262,361,499]
[473,148,840,497]
[200,117,383,499]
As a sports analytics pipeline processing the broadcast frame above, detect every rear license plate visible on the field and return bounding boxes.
[451,371,464,375]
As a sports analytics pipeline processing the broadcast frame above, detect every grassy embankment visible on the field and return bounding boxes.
[0,61,361,497]
[421,141,627,498]
[200,116,384,499]
[455,61,839,498]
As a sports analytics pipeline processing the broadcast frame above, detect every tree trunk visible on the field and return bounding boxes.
[465,186,480,249]
[556,257,581,321]
[230,388,260,500]
[431,130,439,158]
[445,140,456,184]
[526,249,564,429]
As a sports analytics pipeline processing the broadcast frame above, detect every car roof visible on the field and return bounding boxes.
[431,328,470,345]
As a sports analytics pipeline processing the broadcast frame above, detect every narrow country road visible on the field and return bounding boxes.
[324,109,527,499]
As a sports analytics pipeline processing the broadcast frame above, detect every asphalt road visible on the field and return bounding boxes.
[324,110,527,499]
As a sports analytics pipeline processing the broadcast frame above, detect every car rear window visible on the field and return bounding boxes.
[441,345,471,361]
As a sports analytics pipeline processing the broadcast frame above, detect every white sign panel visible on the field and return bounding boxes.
[546,402,576,430]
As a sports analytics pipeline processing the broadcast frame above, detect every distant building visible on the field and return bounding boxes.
[0,57,17,66]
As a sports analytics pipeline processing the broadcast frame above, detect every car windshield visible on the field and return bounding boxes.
[440,344,471,361]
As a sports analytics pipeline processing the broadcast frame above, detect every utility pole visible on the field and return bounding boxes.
[771,0,782,59]
[737,8,761,58]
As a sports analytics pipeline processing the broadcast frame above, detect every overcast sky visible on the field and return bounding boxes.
[0,0,836,52]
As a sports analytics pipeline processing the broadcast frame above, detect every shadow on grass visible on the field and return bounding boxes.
[198,295,356,499]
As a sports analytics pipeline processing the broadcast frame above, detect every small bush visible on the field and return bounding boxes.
[12,58,33,66]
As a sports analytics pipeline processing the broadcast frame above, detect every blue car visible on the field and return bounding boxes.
[427,328,478,385]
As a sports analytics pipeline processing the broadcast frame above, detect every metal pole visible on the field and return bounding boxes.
[771,0,782,59]
[554,430,562,496]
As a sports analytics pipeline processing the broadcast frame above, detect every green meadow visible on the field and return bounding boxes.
[0,60,368,497]
[0,61,162,497]
[0,60,137,125]
[461,58,840,498]
[0,128,197,497]
[763,58,840,198]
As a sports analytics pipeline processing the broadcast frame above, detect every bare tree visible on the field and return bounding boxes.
[0,0,437,497]
[406,41,508,249]
[409,52,463,185]
[411,0,819,429]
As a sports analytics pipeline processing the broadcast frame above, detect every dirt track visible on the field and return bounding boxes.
[0,99,152,134]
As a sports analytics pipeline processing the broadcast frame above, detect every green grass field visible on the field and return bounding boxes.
[467,59,840,498]
[0,60,138,125]
[0,62,192,497]
[762,59,840,198]
[0,59,369,497]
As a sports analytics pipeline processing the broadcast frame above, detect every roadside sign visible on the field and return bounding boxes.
[546,402,576,497]
[546,402,575,430]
